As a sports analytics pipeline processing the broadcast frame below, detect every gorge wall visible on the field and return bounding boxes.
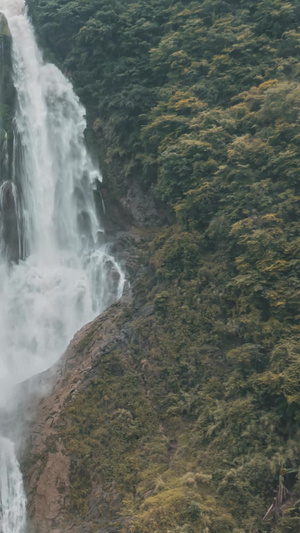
[20,1,300,532]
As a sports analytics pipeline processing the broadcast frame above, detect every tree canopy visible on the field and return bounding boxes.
[27,0,300,531]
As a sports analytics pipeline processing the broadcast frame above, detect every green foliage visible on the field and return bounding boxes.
[27,0,300,530]
[27,0,300,194]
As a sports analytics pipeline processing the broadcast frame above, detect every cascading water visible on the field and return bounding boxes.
[0,438,26,533]
[0,0,125,530]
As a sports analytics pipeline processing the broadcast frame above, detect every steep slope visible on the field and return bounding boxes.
[24,0,300,531]
[22,292,136,532]
[22,276,237,533]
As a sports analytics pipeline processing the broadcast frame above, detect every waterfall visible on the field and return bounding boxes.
[0,439,26,533]
[0,0,125,529]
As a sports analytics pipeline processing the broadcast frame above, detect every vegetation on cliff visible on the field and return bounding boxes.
[27,0,300,531]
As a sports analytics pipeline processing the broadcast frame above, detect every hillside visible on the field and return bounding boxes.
[24,1,300,531]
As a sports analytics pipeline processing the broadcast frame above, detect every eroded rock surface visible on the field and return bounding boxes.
[22,292,135,532]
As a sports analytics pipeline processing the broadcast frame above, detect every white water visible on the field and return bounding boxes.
[0,439,26,533]
[0,0,125,530]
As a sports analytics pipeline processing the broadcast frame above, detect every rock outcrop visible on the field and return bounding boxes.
[22,291,135,532]
[0,13,19,262]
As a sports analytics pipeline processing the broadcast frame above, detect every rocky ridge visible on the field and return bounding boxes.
[22,291,134,532]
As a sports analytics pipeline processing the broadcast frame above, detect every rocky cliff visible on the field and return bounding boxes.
[0,13,19,262]
[21,258,235,533]
[22,292,135,532]
[21,0,300,531]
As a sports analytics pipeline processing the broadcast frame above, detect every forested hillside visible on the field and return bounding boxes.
[26,1,300,531]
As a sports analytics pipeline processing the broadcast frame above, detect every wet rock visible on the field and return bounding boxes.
[0,13,11,37]
[0,181,20,262]
[119,181,164,227]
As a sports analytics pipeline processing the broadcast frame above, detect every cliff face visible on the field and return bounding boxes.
[0,14,20,262]
[20,213,300,533]
[21,281,235,533]
[21,0,300,532]
[22,293,135,532]
[21,222,237,533]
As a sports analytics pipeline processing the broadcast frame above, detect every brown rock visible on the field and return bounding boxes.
[22,292,133,532]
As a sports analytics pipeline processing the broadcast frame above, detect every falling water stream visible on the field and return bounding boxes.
[0,1,125,530]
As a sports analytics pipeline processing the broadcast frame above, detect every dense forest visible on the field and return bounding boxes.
[26,0,300,531]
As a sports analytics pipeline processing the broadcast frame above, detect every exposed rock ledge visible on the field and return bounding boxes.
[21,290,135,533]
